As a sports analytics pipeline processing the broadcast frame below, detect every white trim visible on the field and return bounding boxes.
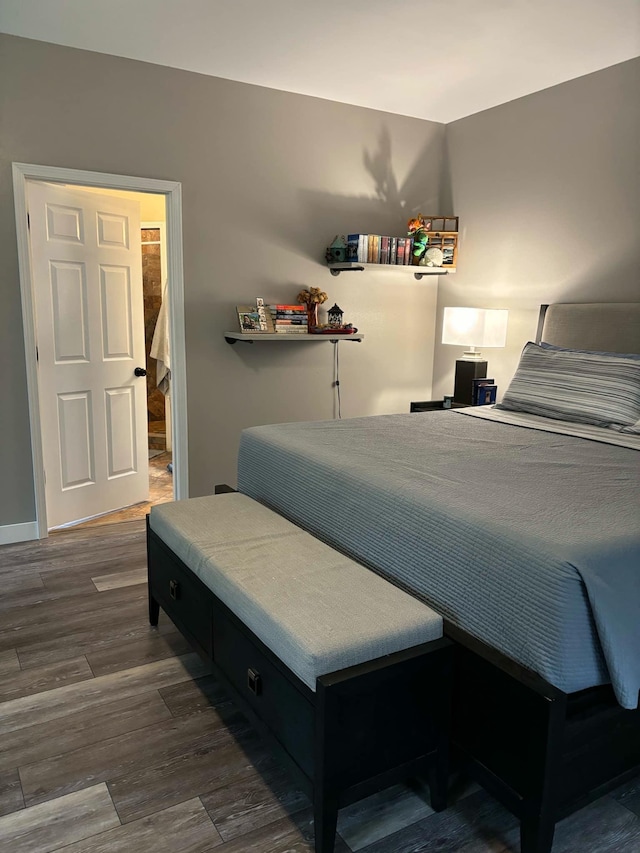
[0,522,39,546]
[12,163,188,539]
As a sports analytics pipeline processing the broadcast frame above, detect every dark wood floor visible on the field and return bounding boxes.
[0,520,638,852]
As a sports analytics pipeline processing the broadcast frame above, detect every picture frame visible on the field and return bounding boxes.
[237,305,262,332]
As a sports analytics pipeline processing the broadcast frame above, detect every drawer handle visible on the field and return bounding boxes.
[169,579,180,600]
[247,668,262,696]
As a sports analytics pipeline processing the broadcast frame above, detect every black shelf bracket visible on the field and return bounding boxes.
[330,265,364,276]
[225,336,253,345]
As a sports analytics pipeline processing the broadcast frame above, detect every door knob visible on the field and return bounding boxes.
[134,367,147,377]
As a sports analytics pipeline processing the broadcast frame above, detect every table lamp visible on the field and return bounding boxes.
[442,307,508,404]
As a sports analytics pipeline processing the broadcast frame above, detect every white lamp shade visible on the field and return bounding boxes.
[442,307,508,348]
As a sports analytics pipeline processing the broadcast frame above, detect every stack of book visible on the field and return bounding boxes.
[343,232,458,267]
[269,304,308,334]
[347,234,415,265]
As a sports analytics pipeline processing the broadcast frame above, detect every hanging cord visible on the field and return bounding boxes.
[333,341,342,419]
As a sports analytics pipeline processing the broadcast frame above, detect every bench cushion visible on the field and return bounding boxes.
[150,493,443,690]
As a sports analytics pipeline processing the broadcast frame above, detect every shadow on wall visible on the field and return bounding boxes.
[242,125,449,264]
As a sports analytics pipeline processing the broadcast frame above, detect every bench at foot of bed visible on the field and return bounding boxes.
[147,492,452,853]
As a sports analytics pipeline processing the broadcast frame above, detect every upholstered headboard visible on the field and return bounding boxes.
[536,303,640,354]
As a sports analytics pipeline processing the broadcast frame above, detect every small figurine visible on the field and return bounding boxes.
[407,215,432,264]
[327,303,344,328]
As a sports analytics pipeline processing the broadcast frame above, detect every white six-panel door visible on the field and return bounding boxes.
[27,182,149,529]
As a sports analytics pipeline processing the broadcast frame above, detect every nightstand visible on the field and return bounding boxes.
[410,400,470,413]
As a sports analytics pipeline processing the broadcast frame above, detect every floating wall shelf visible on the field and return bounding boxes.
[225,332,364,345]
[327,262,453,280]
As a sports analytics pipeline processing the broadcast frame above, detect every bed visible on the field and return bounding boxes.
[236,302,640,853]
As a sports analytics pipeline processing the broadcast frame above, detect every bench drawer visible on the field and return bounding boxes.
[212,602,315,779]
[148,535,213,657]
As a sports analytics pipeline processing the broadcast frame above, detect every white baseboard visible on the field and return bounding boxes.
[0,521,39,545]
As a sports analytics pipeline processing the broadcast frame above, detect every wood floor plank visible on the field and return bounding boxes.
[0,691,171,776]
[501,794,640,853]
[357,788,515,853]
[0,579,95,613]
[48,797,222,853]
[83,712,266,823]
[39,551,147,587]
[0,653,210,737]
[16,610,177,671]
[0,522,145,573]
[200,760,309,841]
[0,656,93,704]
[0,583,145,641]
[41,569,120,595]
[0,769,23,819]
[91,567,148,591]
[0,783,120,853]
[198,807,350,853]
[0,573,43,596]
[336,783,435,852]
[612,774,640,818]
[0,651,19,678]
[10,587,154,669]
[158,674,230,717]
[20,703,251,809]
[85,630,193,678]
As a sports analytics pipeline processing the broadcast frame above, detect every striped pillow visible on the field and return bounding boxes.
[539,341,640,360]
[497,342,640,429]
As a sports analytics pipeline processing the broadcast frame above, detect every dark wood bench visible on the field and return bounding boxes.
[147,491,452,853]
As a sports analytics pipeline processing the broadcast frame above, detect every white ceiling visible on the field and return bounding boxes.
[1,0,638,123]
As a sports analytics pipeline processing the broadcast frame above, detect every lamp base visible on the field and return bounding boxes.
[454,359,487,405]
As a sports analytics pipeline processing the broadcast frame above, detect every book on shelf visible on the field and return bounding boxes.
[275,326,309,333]
[357,235,368,262]
[379,235,389,265]
[389,236,397,265]
[275,319,307,326]
[471,378,496,406]
[396,236,405,265]
[346,234,359,261]
[369,235,381,263]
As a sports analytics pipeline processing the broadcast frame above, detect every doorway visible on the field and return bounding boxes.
[13,163,188,539]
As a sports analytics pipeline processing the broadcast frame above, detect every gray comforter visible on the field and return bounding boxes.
[237,410,640,708]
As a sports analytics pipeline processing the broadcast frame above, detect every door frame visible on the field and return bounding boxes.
[12,162,188,538]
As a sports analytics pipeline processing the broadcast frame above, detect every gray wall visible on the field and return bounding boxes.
[433,58,640,400]
[0,34,445,526]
